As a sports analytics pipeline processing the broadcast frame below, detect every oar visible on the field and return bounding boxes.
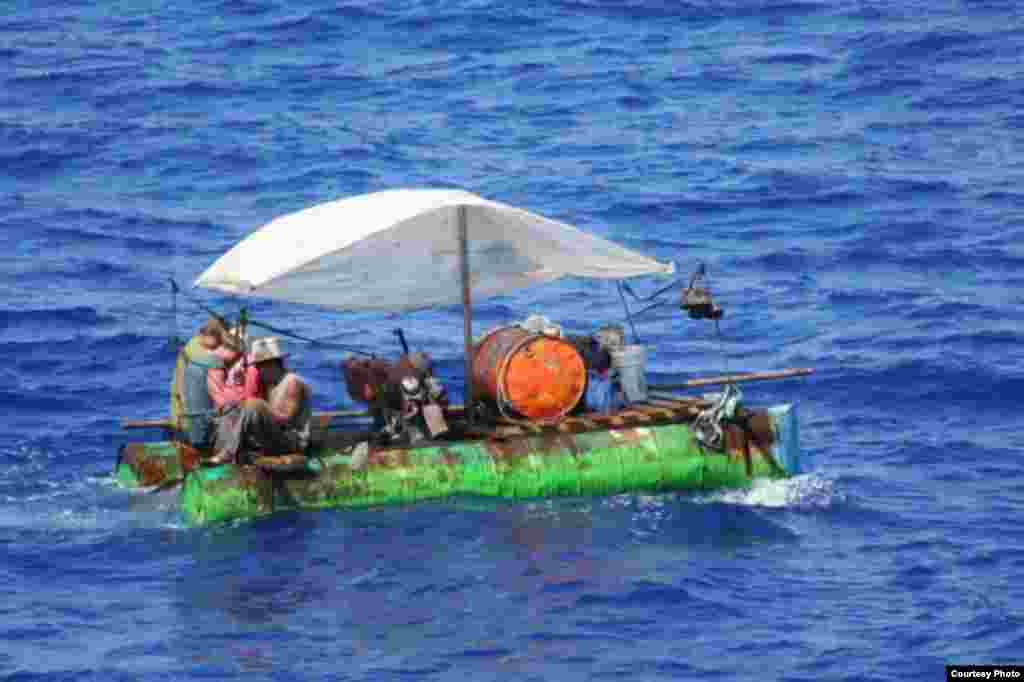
[649,367,814,392]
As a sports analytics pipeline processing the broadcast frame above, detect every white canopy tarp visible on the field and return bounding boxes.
[194,189,674,311]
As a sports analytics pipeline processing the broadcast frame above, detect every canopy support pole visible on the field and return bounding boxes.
[459,205,475,425]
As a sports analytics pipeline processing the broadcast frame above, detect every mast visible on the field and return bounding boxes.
[459,205,475,425]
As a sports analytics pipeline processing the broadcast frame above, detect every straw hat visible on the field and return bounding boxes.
[248,337,288,364]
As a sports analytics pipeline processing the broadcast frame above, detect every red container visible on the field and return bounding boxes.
[341,358,393,403]
[342,354,436,407]
[472,326,586,422]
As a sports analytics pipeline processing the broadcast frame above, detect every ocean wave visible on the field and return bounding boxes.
[727,136,823,154]
[0,306,114,330]
[815,358,1024,415]
[1,332,158,360]
[895,244,1021,272]
[219,11,344,46]
[906,297,1012,321]
[13,259,145,289]
[556,0,825,22]
[695,473,843,510]
[391,5,543,34]
[96,76,250,108]
[322,4,393,21]
[846,29,981,65]
[751,51,832,66]
[749,248,818,271]
[913,78,1019,111]
[41,226,175,255]
[0,472,181,534]
[8,61,139,89]
[153,78,239,98]
[0,121,119,180]
[834,75,929,102]
[43,206,229,245]
[213,0,276,17]
[603,185,864,220]
[979,190,1024,206]
[876,176,956,198]
[825,287,919,308]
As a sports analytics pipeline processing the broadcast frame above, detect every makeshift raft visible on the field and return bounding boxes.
[124,189,810,525]
[116,396,799,525]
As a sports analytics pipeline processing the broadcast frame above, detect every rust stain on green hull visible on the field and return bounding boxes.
[115,441,202,490]
[116,404,800,525]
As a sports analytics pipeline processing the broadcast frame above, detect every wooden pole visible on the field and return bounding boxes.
[122,406,473,431]
[121,419,181,431]
[459,205,475,425]
[649,368,814,391]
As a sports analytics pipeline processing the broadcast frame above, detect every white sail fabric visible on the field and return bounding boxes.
[194,189,674,311]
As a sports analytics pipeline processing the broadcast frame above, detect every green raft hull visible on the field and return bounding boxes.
[116,403,800,525]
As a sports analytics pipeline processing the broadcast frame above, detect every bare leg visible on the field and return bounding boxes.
[212,399,301,464]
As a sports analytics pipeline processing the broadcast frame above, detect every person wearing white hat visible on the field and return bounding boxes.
[210,337,312,464]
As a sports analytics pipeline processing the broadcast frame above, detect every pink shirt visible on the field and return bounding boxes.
[208,363,262,410]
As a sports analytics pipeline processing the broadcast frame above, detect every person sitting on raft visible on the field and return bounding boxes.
[170,318,240,448]
[209,337,312,465]
[207,329,262,410]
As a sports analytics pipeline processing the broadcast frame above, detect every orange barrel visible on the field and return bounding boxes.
[472,326,586,422]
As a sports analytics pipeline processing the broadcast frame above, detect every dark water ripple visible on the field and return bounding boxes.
[2,0,1023,679]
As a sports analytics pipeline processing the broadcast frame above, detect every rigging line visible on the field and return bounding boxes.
[629,300,670,319]
[716,318,729,376]
[616,280,642,344]
[620,278,683,303]
[244,318,376,356]
[711,270,730,381]
[706,265,730,379]
[168,278,181,350]
[169,278,232,331]
[169,279,375,357]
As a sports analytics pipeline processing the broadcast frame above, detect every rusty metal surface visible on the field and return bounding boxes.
[121,444,169,486]
[118,442,200,487]
[178,401,795,526]
[719,411,783,475]
[471,326,586,422]
[123,397,784,494]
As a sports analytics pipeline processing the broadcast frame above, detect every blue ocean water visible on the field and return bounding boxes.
[2,0,1023,679]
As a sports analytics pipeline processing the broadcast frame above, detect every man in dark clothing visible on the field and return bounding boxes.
[210,337,312,465]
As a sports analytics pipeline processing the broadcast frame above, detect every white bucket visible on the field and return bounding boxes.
[596,324,625,350]
[611,344,648,403]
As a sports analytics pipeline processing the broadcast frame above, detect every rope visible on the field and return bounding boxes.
[689,264,742,451]
[693,382,743,451]
[617,278,682,321]
[616,281,642,344]
[168,278,182,350]
[167,278,375,357]
[619,278,683,303]
[706,264,732,381]
[169,278,233,330]
[245,318,376,356]
[630,300,671,319]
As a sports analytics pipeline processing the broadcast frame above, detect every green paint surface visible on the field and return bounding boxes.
[116,406,801,525]
[178,417,797,526]
[115,463,140,488]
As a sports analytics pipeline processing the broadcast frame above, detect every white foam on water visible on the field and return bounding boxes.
[0,464,183,534]
[695,473,842,510]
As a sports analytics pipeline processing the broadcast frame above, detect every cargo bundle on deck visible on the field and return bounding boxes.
[118,189,812,525]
